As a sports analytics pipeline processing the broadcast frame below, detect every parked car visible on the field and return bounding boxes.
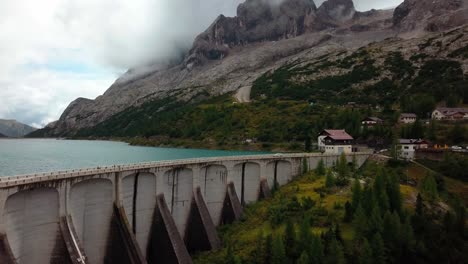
[451,146,463,150]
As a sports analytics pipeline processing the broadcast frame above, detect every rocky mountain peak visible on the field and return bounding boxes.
[393,0,468,33]
[187,0,317,67]
[316,0,356,23]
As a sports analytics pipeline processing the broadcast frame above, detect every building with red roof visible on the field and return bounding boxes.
[318,129,354,154]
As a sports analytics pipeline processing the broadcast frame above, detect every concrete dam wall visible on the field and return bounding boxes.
[0,152,371,264]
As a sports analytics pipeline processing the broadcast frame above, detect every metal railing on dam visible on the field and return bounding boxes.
[0,152,371,264]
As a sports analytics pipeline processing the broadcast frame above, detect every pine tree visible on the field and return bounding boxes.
[420,173,439,201]
[374,172,390,212]
[353,205,368,242]
[352,179,362,211]
[299,217,313,254]
[416,193,423,216]
[368,205,383,236]
[387,175,402,214]
[325,170,335,189]
[311,234,324,264]
[297,251,310,264]
[327,237,346,264]
[382,211,401,258]
[316,159,326,176]
[361,186,376,216]
[344,201,353,223]
[359,239,373,264]
[271,234,287,264]
[400,215,415,253]
[377,189,390,214]
[373,171,385,194]
[371,233,385,264]
[284,220,297,260]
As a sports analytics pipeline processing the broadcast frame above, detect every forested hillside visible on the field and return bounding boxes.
[194,157,468,264]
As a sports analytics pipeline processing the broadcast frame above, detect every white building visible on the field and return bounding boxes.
[399,113,417,124]
[397,139,429,160]
[432,107,468,121]
[318,130,354,154]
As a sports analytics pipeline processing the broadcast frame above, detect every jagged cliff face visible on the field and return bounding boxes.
[37,0,468,137]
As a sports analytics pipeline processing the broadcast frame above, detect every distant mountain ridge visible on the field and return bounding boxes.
[33,0,468,137]
[0,119,37,138]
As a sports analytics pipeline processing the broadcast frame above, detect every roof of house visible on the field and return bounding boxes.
[363,117,383,122]
[399,139,429,145]
[434,107,468,115]
[400,113,417,118]
[321,130,354,140]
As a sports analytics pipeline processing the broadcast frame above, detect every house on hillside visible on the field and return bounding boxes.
[399,113,417,124]
[397,139,429,160]
[361,117,383,127]
[318,130,354,154]
[432,107,468,121]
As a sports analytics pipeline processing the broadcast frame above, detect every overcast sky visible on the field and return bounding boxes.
[0,0,403,127]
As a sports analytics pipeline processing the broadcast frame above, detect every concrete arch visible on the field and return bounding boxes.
[4,187,64,264]
[161,168,193,236]
[122,172,157,259]
[70,178,113,264]
[266,160,293,189]
[232,162,261,205]
[199,165,228,226]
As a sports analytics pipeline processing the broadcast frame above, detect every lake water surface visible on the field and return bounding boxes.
[0,139,265,176]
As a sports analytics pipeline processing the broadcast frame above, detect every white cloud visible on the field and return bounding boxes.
[0,0,402,127]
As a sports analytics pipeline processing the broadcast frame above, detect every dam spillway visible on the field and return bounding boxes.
[0,152,371,264]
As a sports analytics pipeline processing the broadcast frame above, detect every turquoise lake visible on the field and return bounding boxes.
[0,139,265,176]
